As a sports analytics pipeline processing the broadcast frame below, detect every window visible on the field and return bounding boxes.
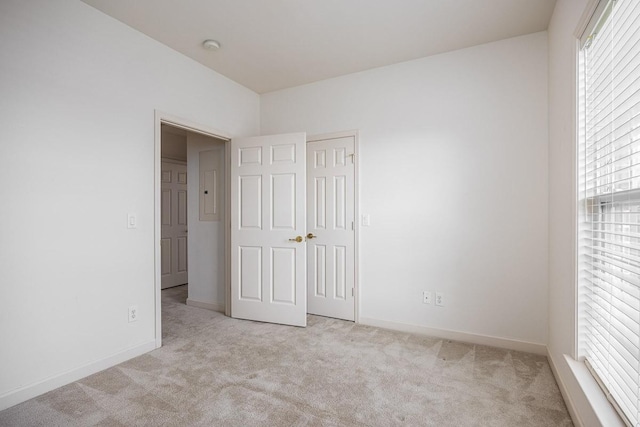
[578,0,640,426]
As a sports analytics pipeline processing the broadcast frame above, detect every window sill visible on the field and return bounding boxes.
[564,355,626,427]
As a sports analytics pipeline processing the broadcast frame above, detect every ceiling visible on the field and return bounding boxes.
[82,0,557,94]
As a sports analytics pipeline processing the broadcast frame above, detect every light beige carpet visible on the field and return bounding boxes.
[0,285,572,426]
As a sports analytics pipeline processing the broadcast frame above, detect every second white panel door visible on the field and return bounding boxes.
[161,161,188,289]
[230,133,307,327]
[307,136,355,321]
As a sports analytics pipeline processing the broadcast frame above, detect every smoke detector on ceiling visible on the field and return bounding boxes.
[202,40,221,51]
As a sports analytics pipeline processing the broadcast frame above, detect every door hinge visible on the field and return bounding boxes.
[351,221,354,230]
[348,153,355,164]
[351,288,354,297]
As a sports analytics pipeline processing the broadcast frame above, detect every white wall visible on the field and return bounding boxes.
[0,0,258,409]
[547,0,624,425]
[262,32,549,350]
[186,133,226,311]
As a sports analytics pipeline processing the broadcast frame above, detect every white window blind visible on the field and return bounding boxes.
[578,0,640,426]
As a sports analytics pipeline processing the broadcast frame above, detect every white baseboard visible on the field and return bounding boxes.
[186,298,225,313]
[0,340,156,411]
[358,317,547,355]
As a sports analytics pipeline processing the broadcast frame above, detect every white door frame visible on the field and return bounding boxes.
[307,130,360,323]
[154,110,231,348]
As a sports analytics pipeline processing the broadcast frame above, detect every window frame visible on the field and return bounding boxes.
[576,1,640,426]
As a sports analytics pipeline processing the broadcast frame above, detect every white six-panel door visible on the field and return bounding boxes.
[306,136,355,321]
[230,133,307,327]
[161,161,188,289]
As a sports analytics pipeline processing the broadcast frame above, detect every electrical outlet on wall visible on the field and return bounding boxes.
[128,305,139,322]
[435,292,444,307]
[422,291,432,304]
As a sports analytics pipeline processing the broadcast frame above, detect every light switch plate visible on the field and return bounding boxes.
[127,213,137,229]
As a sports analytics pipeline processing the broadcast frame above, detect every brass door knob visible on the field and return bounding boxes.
[289,236,304,243]
[306,233,317,239]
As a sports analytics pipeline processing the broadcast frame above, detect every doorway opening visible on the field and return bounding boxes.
[154,112,231,348]
[160,124,188,290]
